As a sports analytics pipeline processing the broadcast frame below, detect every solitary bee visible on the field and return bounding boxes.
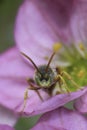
[21,52,79,112]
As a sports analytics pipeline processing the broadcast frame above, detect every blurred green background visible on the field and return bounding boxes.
[0,0,21,52]
[0,0,40,130]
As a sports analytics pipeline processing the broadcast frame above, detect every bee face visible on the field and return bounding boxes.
[35,65,55,88]
[21,52,56,89]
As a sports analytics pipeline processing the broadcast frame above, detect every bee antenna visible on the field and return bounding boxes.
[46,52,55,72]
[21,52,41,74]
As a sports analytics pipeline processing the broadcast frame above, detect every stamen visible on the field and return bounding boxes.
[77,69,85,78]
[53,43,62,53]
[78,42,87,59]
[53,43,87,90]
[79,42,85,51]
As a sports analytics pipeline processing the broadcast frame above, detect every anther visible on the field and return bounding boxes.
[79,43,85,51]
[53,43,62,53]
[77,69,85,78]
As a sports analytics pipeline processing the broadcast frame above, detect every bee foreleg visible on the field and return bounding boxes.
[55,75,71,93]
[26,78,34,83]
[61,71,80,89]
[27,79,43,101]
[21,80,43,114]
[20,86,30,114]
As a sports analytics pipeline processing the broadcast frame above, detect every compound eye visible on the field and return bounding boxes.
[38,73,41,78]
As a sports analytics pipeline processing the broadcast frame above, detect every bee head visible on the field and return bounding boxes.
[21,52,55,88]
[35,65,54,88]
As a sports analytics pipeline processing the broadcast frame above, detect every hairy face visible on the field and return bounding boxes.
[35,65,55,88]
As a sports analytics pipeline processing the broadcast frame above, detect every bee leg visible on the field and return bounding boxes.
[20,80,43,114]
[56,75,71,93]
[27,79,43,101]
[61,71,80,89]
[58,79,65,93]
[26,78,34,83]
[30,87,44,101]
[20,85,42,114]
[55,67,61,75]
[20,86,30,113]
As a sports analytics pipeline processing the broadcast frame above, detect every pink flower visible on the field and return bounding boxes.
[31,107,87,130]
[0,0,87,117]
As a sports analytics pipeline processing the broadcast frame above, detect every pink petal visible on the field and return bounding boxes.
[74,92,87,113]
[15,0,87,66]
[0,47,34,111]
[0,47,34,78]
[31,107,87,130]
[70,0,87,43]
[17,86,87,116]
[0,125,14,130]
[0,106,17,126]
[15,0,74,66]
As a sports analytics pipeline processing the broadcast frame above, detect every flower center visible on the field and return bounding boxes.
[52,42,87,92]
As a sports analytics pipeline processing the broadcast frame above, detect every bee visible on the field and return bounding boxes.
[21,52,79,112]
